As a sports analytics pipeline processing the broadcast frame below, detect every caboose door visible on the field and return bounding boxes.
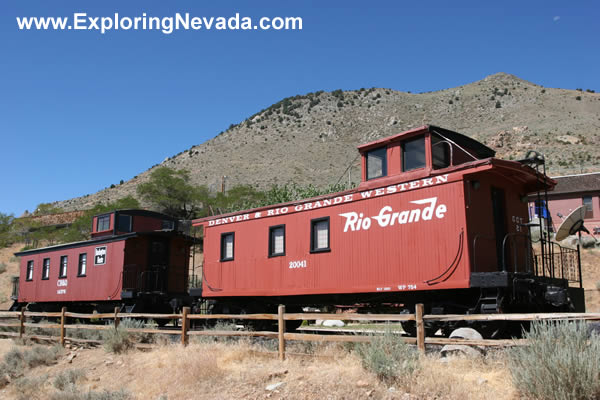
[491,187,507,271]
[145,238,170,292]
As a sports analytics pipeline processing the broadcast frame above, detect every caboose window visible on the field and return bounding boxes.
[220,232,235,261]
[366,147,387,180]
[97,215,110,231]
[162,219,175,230]
[310,217,330,253]
[78,253,87,277]
[402,136,426,171]
[117,215,132,233]
[269,225,285,257]
[26,260,33,281]
[59,256,68,278]
[42,258,50,280]
[431,134,451,169]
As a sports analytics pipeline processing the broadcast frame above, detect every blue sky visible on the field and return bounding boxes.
[1,0,598,216]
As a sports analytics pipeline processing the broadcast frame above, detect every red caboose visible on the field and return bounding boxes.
[192,125,584,326]
[13,210,195,314]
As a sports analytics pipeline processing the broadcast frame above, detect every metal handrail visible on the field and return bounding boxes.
[472,232,580,285]
[501,233,532,273]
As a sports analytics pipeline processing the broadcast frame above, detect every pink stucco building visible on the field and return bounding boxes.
[529,172,600,235]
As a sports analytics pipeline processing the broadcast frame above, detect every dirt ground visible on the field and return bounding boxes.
[0,339,516,400]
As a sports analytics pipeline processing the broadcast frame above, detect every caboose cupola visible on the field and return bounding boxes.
[358,125,495,189]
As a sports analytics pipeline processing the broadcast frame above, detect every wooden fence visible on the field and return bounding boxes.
[1,305,599,360]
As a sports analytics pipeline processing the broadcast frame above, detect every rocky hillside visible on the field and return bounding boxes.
[52,72,600,211]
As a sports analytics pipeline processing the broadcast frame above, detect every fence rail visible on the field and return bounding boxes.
[1,305,599,360]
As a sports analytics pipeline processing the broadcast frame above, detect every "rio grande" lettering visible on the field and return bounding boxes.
[339,197,447,232]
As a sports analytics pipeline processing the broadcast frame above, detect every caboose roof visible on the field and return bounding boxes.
[14,230,192,257]
[357,125,496,159]
[92,209,177,220]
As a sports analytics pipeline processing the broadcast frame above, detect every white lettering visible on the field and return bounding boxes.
[435,204,447,218]
[339,197,448,232]
[435,174,449,183]
[340,212,359,232]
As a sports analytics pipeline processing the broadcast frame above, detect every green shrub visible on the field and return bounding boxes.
[355,326,420,383]
[103,319,155,353]
[53,368,85,390]
[66,324,104,341]
[508,320,600,400]
[0,263,7,274]
[23,345,63,368]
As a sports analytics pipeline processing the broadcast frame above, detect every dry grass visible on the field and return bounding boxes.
[412,352,515,400]
[0,338,517,400]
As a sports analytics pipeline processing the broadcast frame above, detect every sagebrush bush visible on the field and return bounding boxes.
[66,323,104,341]
[0,262,7,274]
[508,320,600,400]
[14,374,48,400]
[356,326,420,383]
[50,387,132,400]
[23,345,63,368]
[103,319,155,353]
[192,321,241,345]
[53,368,86,390]
[0,344,62,385]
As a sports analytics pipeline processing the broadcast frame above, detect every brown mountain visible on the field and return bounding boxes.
[52,72,600,211]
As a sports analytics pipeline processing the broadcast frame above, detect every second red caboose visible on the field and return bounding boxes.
[13,210,195,315]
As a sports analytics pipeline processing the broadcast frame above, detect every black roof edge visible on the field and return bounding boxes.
[14,231,198,257]
[94,209,177,220]
[14,233,139,256]
[428,125,496,159]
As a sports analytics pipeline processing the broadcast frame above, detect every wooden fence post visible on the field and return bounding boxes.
[181,307,190,346]
[60,307,67,347]
[415,303,425,354]
[278,305,286,361]
[19,307,25,339]
[114,307,120,330]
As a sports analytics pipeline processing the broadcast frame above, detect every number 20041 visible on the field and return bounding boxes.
[289,260,307,269]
